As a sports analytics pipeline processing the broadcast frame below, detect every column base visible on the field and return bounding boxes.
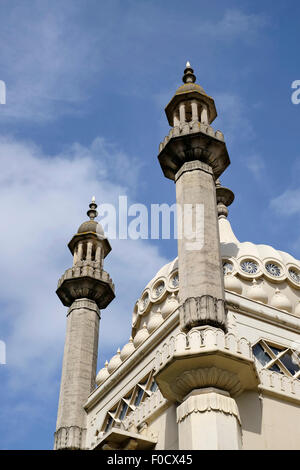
[179,295,227,332]
[54,426,86,450]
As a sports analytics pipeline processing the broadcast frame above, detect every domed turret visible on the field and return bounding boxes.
[56,198,115,309]
[165,62,217,127]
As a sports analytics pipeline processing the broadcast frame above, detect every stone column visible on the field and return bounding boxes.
[179,103,186,123]
[175,161,226,331]
[86,241,93,261]
[177,388,242,450]
[54,299,100,450]
[201,105,208,124]
[77,242,83,262]
[95,245,102,263]
[191,100,198,122]
[173,112,180,127]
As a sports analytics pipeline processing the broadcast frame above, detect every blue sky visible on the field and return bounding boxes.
[0,0,300,449]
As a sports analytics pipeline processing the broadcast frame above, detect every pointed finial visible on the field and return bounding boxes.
[87,197,98,220]
[105,360,108,367]
[183,61,196,84]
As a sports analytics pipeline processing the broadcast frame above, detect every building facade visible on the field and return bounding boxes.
[54,64,300,450]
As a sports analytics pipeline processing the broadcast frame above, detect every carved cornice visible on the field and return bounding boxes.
[177,390,241,425]
[225,291,300,334]
[179,295,227,332]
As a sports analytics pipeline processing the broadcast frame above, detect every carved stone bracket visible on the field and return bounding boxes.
[174,367,242,401]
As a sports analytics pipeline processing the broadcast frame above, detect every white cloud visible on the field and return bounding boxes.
[203,9,267,40]
[0,1,102,121]
[214,92,255,144]
[0,135,168,397]
[245,154,266,180]
[270,188,300,216]
[0,3,268,123]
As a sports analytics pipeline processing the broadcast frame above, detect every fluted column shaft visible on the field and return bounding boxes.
[54,299,100,450]
[175,161,226,331]
[191,100,198,121]
[179,103,186,123]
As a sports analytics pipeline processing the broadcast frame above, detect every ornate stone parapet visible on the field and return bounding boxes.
[259,368,300,403]
[154,327,259,402]
[179,295,227,332]
[159,121,225,154]
[54,426,86,450]
[56,261,115,309]
[158,126,229,181]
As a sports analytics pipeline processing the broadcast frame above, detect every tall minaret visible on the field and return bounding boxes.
[54,198,115,450]
[158,62,230,332]
[155,65,252,450]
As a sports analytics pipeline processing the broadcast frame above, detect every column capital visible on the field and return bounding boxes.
[67,298,100,318]
[177,388,241,425]
[175,160,213,182]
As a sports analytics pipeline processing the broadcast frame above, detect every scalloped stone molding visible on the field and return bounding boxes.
[177,388,241,425]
